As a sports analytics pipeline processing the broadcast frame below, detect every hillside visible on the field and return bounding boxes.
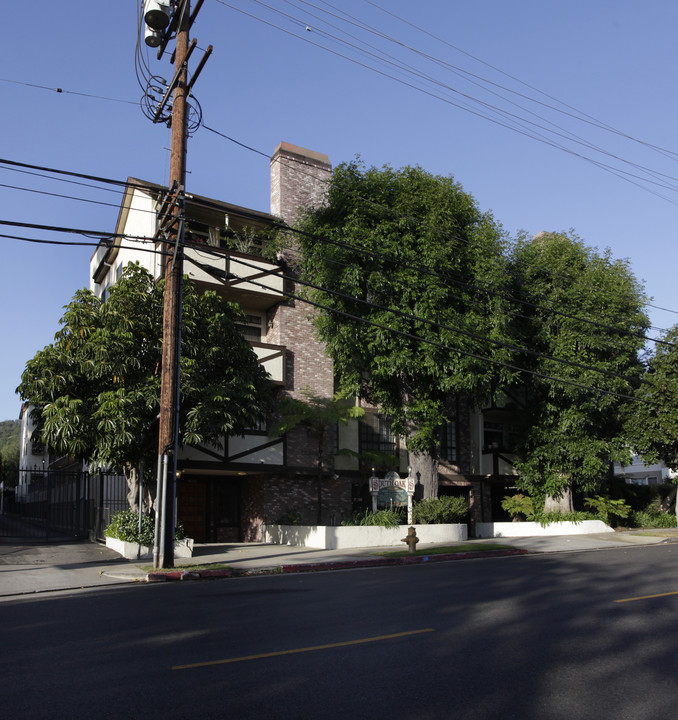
[0,419,20,452]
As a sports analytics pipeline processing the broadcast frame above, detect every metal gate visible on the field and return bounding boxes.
[0,469,127,541]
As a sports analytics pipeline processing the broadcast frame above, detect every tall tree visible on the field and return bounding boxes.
[295,161,515,497]
[509,232,649,511]
[17,263,271,509]
[625,325,678,518]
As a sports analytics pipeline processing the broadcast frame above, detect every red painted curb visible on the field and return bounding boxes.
[197,569,233,579]
[147,568,233,582]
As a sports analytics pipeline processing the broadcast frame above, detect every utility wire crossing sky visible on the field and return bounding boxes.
[2,0,677,421]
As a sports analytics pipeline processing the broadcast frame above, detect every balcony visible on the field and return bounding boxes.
[183,245,284,310]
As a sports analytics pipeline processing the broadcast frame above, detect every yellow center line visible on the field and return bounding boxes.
[614,590,678,603]
[172,628,435,670]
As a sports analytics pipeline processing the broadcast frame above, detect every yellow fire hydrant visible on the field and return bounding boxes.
[401,526,419,553]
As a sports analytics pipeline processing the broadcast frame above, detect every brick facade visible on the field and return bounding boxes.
[270,142,331,224]
[241,472,352,541]
[266,144,335,473]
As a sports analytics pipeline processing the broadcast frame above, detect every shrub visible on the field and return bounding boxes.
[105,510,185,546]
[274,509,302,525]
[631,509,678,529]
[413,496,469,524]
[105,510,155,546]
[341,508,403,528]
[531,511,594,527]
[501,494,534,521]
[584,495,632,526]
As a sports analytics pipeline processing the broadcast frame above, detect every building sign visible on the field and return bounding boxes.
[369,470,416,523]
[369,471,415,494]
[376,486,408,508]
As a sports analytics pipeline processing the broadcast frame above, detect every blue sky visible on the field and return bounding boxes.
[2,0,678,421]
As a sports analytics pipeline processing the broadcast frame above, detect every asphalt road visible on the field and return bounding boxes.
[3,544,678,719]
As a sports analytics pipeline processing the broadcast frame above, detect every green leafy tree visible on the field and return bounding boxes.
[17,263,271,509]
[626,326,678,468]
[508,232,649,511]
[295,161,515,497]
[270,388,364,524]
[0,420,20,488]
[625,325,678,520]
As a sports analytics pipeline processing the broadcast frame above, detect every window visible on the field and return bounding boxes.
[484,421,504,450]
[31,440,45,456]
[359,416,396,456]
[483,419,516,452]
[440,420,457,462]
[236,314,264,342]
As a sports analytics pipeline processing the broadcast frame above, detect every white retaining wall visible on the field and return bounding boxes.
[263,523,467,549]
[475,520,613,538]
[105,536,194,560]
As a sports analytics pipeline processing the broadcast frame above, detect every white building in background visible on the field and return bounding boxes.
[18,404,49,472]
[16,403,50,501]
[614,455,676,485]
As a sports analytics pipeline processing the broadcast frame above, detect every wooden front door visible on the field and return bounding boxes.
[210,480,241,543]
[177,480,208,542]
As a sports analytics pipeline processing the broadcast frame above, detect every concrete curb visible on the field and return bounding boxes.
[280,548,529,573]
[144,548,529,582]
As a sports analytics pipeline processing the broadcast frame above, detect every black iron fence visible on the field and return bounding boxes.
[0,469,128,541]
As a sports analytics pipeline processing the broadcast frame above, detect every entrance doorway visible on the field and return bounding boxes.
[177,477,241,543]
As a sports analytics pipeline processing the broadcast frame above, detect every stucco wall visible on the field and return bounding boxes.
[264,523,468,549]
[475,520,613,538]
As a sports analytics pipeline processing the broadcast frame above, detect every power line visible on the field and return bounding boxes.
[182,243,652,405]
[3,216,653,403]
[2,149,674,343]
[183,184,672,346]
[266,0,678,194]
[292,0,678,182]
[0,162,130,196]
[196,127,678,331]
[0,77,138,106]
[0,157,156,193]
[216,0,678,205]
[0,181,125,211]
[362,0,678,163]
[186,241,648,386]
[3,63,677,319]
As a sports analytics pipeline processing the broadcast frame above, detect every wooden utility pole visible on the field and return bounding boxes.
[156,1,190,569]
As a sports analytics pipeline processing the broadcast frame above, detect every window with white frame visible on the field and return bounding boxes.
[235,313,264,342]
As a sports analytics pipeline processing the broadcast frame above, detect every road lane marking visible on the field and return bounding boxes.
[614,590,678,603]
[172,628,435,670]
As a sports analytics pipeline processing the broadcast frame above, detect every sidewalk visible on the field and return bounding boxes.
[1,530,677,599]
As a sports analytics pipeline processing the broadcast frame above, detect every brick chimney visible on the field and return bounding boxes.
[266,143,336,409]
[270,142,332,226]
